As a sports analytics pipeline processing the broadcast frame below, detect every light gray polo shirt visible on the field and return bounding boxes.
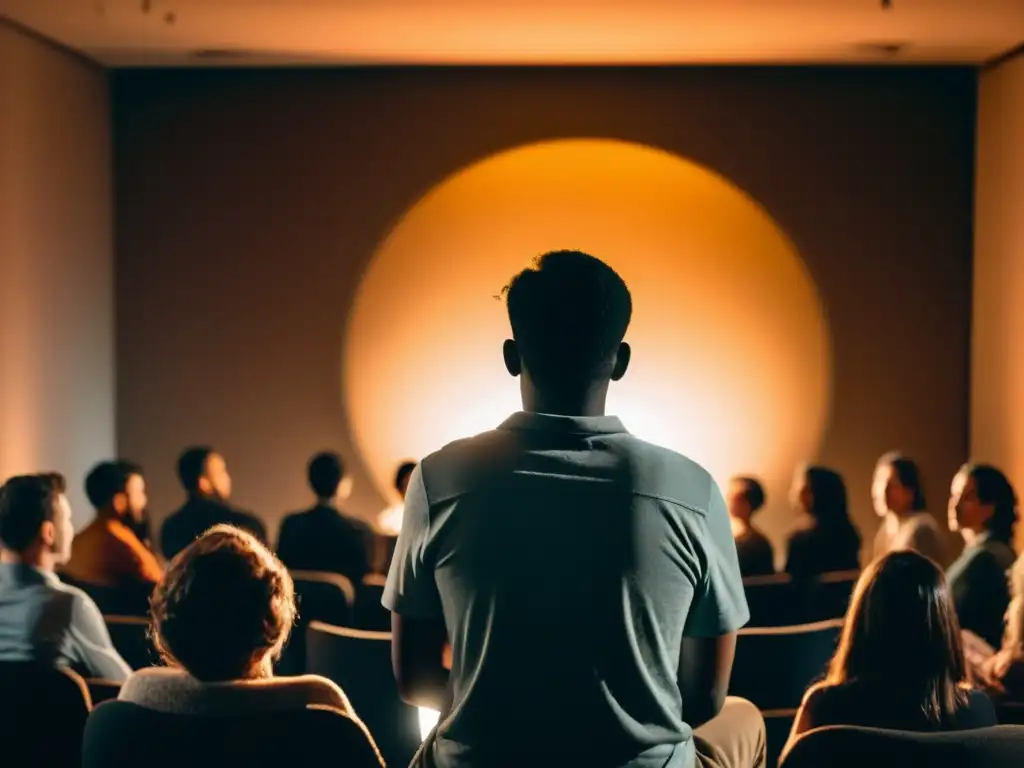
[383,412,749,768]
[0,563,131,682]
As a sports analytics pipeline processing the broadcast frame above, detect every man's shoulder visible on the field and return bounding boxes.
[421,427,716,513]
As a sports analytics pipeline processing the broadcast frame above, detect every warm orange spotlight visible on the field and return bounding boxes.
[344,139,830,536]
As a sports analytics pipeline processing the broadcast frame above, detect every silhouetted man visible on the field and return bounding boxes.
[384,251,764,768]
[63,461,163,594]
[160,447,266,560]
[727,476,775,577]
[277,451,374,585]
[0,473,131,681]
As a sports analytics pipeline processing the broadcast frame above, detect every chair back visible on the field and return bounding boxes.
[743,573,798,626]
[354,580,390,631]
[798,569,859,622]
[104,614,157,669]
[763,708,798,768]
[0,661,92,768]
[279,571,355,674]
[82,700,383,768]
[730,619,843,710]
[780,724,1024,768]
[306,621,421,766]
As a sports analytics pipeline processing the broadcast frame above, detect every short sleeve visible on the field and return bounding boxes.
[683,479,750,637]
[381,465,443,620]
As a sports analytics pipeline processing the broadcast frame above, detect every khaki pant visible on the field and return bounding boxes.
[693,697,767,768]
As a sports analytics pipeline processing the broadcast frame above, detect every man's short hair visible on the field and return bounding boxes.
[394,461,417,493]
[150,525,296,682]
[307,452,344,499]
[85,460,143,509]
[504,250,632,394]
[177,447,215,494]
[0,473,67,553]
[737,477,766,514]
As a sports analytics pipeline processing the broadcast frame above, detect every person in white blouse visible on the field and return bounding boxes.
[872,451,945,565]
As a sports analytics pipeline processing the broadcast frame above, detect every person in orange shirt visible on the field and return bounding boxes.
[62,461,163,604]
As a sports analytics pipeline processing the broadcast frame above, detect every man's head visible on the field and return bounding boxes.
[727,476,766,524]
[177,447,232,501]
[85,460,148,524]
[0,473,74,567]
[503,251,632,411]
[307,452,352,502]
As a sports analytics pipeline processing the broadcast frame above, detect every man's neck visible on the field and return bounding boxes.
[522,388,609,417]
[317,496,338,509]
[0,547,51,572]
[961,528,986,547]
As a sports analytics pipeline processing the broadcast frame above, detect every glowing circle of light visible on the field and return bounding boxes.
[344,139,831,532]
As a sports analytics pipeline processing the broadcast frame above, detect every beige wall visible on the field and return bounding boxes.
[114,67,976,559]
[0,22,114,525]
[973,51,1024,548]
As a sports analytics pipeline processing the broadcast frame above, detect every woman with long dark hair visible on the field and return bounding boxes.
[784,465,861,577]
[782,551,995,758]
[872,451,944,564]
[947,463,1019,648]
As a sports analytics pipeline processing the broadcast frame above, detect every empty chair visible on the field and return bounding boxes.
[743,573,797,626]
[306,621,421,767]
[82,700,383,768]
[104,615,157,669]
[0,661,92,768]
[780,724,1024,768]
[729,619,843,710]
[278,570,355,674]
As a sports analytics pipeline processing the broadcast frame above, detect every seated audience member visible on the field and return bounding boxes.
[785,465,861,577]
[946,463,1018,648]
[374,460,417,574]
[727,476,775,577]
[160,446,267,560]
[782,551,995,760]
[62,461,163,592]
[0,473,131,682]
[385,252,765,768]
[971,553,1024,698]
[120,526,375,738]
[872,451,944,564]
[277,451,374,584]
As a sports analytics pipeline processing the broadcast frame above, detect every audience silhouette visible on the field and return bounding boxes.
[0,473,131,681]
[872,452,944,564]
[947,463,1019,648]
[277,451,374,585]
[785,465,861,577]
[728,476,775,577]
[160,447,267,560]
[783,551,996,761]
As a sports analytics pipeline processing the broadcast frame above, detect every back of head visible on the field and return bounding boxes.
[828,551,966,721]
[965,463,1018,545]
[876,451,927,511]
[150,525,296,682]
[177,447,214,496]
[737,476,766,515]
[307,452,344,499]
[806,466,855,532]
[0,473,66,553]
[85,461,141,510]
[504,250,632,396]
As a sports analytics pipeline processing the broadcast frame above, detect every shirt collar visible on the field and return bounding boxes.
[0,561,59,585]
[499,411,628,436]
